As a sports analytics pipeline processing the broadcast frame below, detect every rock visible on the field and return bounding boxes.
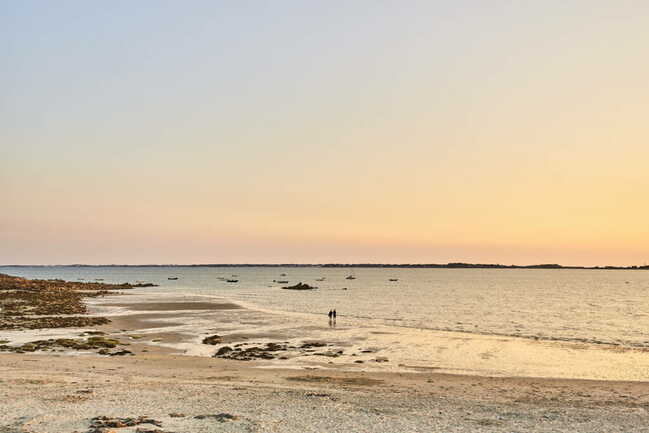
[109,349,133,356]
[300,342,327,349]
[194,413,239,422]
[281,282,317,290]
[86,336,120,348]
[266,342,284,351]
[90,416,162,429]
[202,335,222,345]
[214,346,233,356]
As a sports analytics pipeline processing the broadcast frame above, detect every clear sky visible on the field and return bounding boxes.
[2,1,649,265]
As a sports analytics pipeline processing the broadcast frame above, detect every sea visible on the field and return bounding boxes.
[3,265,649,349]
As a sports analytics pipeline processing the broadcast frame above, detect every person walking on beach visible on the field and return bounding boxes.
[333,309,337,320]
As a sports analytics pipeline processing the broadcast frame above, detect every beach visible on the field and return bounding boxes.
[4,352,649,433]
[3,274,649,432]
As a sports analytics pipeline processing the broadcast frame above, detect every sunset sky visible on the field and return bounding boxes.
[2,1,649,265]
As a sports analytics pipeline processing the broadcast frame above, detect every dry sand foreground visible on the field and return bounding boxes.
[3,353,649,432]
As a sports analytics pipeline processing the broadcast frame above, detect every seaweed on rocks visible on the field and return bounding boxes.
[0,336,128,354]
[0,273,143,330]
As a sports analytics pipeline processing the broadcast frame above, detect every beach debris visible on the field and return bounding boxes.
[375,356,389,363]
[194,413,239,422]
[202,334,222,345]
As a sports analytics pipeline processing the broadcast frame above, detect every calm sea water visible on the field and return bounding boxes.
[3,266,649,348]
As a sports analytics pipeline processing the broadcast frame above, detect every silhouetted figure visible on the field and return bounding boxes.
[333,309,337,320]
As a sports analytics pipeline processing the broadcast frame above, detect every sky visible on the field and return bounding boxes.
[2,0,649,266]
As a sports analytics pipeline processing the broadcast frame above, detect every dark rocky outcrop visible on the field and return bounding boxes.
[202,335,222,345]
[0,273,141,330]
[281,282,317,290]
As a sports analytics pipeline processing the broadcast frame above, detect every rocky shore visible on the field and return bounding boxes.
[0,273,151,331]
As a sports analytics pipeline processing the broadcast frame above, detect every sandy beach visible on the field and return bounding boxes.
[3,277,649,432]
[3,351,649,433]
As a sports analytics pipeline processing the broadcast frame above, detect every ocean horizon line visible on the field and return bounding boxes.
[2,263,649,270]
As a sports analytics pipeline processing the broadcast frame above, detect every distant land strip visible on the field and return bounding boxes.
[2,263,649,270]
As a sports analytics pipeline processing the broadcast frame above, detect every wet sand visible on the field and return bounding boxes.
[81,291,649,380]
[100,301,242,311]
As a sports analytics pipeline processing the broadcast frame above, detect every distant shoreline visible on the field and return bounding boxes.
[2,263,648,270]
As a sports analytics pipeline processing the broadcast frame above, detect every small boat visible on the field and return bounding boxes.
[315,277,326,282]
[226,279,239,283]
[168,277,178,280]
[389,278,398,282]
[276,280,289,284]
[280,273,287,276]
[94,278,104,281]
[345,275,356,280]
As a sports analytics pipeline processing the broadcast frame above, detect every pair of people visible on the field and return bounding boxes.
[328,309,337,320]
